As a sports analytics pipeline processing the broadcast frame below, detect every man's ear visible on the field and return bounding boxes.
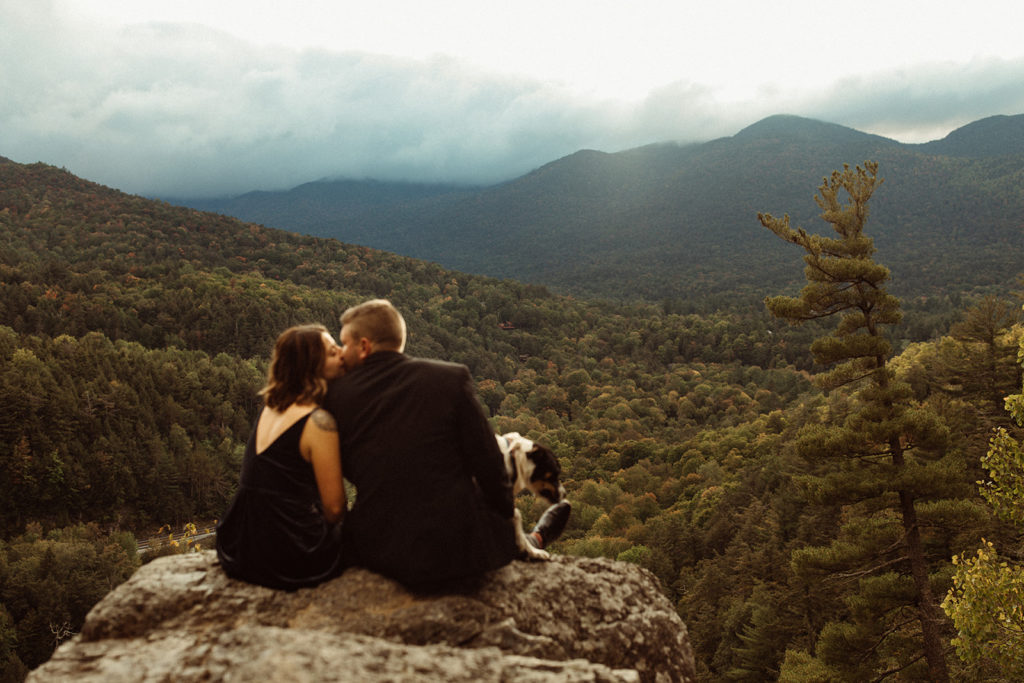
[358,336,373,360]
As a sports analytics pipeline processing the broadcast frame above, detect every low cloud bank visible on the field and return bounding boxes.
[3,4,1023,197]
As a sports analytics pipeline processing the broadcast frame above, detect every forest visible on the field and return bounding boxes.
[1,156,1022,681]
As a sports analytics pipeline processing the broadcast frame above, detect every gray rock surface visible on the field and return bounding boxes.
[30,551,695,682]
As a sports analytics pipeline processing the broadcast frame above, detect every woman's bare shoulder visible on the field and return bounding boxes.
[308,407,337,432]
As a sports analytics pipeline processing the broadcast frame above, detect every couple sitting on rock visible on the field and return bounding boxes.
[215,299,571,590]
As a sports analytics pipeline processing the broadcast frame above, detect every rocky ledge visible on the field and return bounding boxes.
[30,552,695,682]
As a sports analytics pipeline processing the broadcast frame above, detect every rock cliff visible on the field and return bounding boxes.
[29,551,695,682]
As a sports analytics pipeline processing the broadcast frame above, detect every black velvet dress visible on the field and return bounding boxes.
[216,410,345,590]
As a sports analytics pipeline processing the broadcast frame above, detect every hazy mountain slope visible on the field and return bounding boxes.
[917,114,1024,157]
[173,114,1024,302]
[176,179,473,235]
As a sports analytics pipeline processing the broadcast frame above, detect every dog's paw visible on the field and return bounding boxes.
[523,545,551,561]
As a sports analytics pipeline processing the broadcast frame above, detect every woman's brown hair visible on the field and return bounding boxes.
[259,324,330,410]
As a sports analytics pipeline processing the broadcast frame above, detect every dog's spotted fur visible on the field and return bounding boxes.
[496,432,566,561]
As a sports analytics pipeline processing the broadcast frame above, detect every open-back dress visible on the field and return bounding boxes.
[216,409,344,590]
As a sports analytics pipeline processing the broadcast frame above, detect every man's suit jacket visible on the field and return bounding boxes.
[324,351,518,585]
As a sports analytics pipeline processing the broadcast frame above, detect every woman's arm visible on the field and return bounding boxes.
[301,408,346,524]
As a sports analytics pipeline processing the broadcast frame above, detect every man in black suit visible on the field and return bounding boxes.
[324,299,525,586]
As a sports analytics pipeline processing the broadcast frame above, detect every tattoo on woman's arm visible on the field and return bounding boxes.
[312,409,337,432]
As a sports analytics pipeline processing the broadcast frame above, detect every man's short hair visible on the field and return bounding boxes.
[340,299,407,352]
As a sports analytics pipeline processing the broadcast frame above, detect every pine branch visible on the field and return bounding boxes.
[869,648,926,683]
[833,553,909,582]
[858,613,919,667]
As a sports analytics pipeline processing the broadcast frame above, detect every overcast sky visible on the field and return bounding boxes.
[3,0,1024,197]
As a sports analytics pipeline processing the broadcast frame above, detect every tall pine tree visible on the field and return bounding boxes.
[760,162,952,681]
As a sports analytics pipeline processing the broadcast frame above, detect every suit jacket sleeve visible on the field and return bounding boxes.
[453,366,514,518]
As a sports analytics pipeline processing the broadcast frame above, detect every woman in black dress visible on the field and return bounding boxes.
[216,324,347,589]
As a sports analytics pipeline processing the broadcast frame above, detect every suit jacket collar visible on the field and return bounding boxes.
[361,350,404,368]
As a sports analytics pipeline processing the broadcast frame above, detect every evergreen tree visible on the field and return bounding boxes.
[760,163,952,680]
[947,296,1022,419]
[943,333,1024,680]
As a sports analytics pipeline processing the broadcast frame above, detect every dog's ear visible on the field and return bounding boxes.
[502,433,532,459]
[527,444,561,475]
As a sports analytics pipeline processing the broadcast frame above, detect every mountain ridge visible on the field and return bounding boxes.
[57,114,1024,302]
[733,114,899,147]
[917,114,1024,157]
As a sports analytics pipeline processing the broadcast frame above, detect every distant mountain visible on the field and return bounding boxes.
[175,179,473,235]
[916,114,1024,158]
[163,113,1024,303]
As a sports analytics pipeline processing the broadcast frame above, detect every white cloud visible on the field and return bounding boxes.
[3,2,1024,197]
[793,57,1024,142]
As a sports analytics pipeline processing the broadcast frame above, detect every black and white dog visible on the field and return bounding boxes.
[495,432,566,560]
